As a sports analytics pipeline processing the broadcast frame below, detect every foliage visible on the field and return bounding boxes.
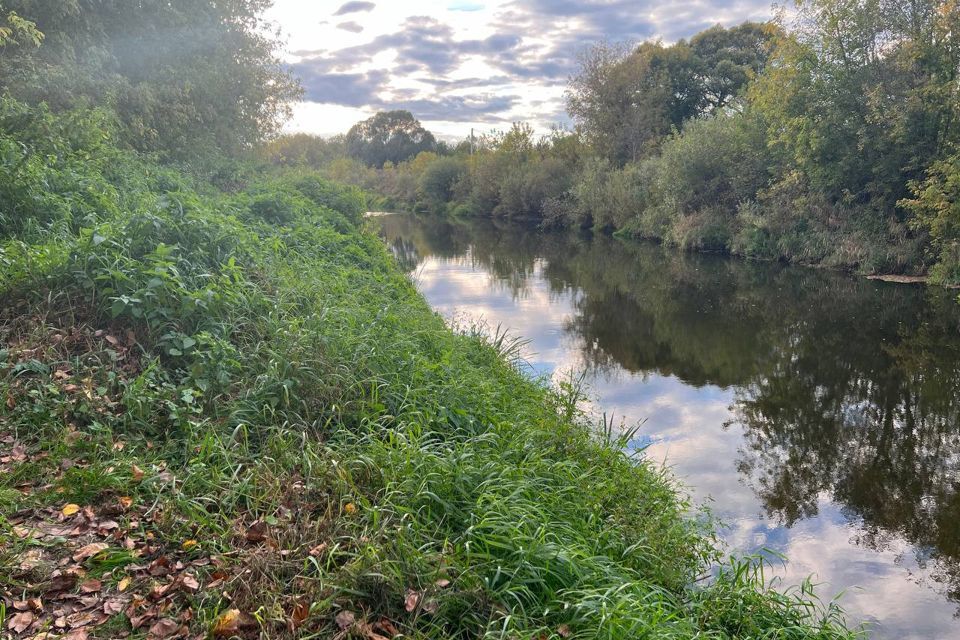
[0,0,301,164]
[346,110,437,168]
[902,151,960,283]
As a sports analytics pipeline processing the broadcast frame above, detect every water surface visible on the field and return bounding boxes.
[377,213,960,639]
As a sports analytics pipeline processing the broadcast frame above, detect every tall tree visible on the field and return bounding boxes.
[345,110,436,168]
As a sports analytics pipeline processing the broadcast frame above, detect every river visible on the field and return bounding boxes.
[376,213,960,639]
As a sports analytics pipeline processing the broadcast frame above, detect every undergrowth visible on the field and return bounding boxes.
[0,98,862,638]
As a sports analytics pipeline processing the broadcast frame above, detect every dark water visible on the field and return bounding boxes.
[376,213,960,639]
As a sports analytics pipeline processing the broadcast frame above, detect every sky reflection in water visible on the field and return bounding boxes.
[377,214,960,639]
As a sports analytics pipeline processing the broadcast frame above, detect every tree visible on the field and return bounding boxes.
[0,0,301,164]
[0,9,41,48]
[688,22,779,111]
[346,110,437,168]
[567,24,776,165]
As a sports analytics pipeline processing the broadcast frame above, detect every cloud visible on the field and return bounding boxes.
[333,1,375,16]
[280,0,774,135]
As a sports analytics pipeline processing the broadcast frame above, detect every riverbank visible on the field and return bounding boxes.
[1,127,861,638]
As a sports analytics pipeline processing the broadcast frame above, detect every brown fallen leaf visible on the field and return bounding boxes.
[8,611,34,633]
[282,601,305,630]
[308,542,328,557]
[119,496,133,510]
[103,598,126,615]
[212,609,257,637]
[12,525,32,539]
[148,556,171,577]
[131,464,145,481]
[65,610,97,628]
[80,578,102,593]
[435,578,451,588]
[19,548,43,571]
[404,590,421,613]
[335,610,356,630]
[245,520,268,543]
[63,629,89,640]
[181,574,200,592]
[374,618,400,637]
[72,543,109,562]
[557,623,572,638]
[148,618,180,639]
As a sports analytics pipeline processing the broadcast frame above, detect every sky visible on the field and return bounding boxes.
[265,0,776,140]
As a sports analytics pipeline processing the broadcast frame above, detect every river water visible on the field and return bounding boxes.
[376,213,960,639]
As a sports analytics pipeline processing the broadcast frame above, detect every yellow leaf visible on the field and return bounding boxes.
[119,496,133,509]
[344,502,357,515]
[118,577,131,592]
[182,539,198,550]
[62,503,81,517]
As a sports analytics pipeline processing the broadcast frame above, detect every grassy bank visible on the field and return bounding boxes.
[0,103,861,639]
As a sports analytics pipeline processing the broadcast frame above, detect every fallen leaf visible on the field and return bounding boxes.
[181,574,200,592]
[245,521,268,543]
[63,629,89,640]
[290,601,310,630]
[80,579,102,593]
[118,577,131,592]
[103,598,126,615]
[27,597,43,611]
[104,334,119,346]
[72,543,109,562]
[435,578,451,588]
[8,611,34,633]
[65,610,96,628]
[131,464,145,481]
[19,548,43,571]
[212,609,257,637]
[374,618,400,637]
[148,618,179,639]
[309,542,328,557]
[5,394,14,410]
[557,624,572,638]
[62,503,81,517]
[181,539,197,551]
[148,556,171,576]
[119,496,133,509]
[335,610,355,630]
[404,590,420,613]
[344,502,357,515]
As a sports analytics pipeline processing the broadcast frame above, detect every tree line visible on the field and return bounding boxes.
[265,0,960,284]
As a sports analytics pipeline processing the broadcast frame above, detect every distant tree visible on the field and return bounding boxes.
[261,133,347,167]
[688,22,779,111]
[567,23,776,164]
[346,110,437,167]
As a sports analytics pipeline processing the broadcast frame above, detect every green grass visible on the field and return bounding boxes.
[0,98,863,638]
